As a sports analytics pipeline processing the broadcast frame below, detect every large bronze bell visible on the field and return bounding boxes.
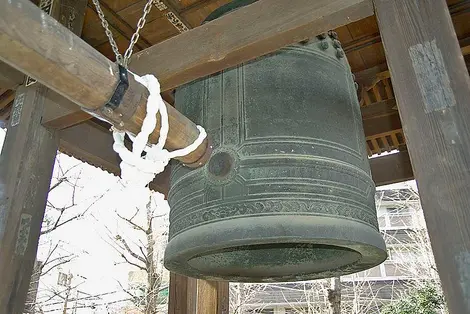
[164,0,387,282]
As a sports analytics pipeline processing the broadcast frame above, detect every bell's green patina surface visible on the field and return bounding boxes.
[164,0,387,282]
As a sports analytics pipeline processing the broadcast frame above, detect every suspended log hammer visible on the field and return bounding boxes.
[0,0,211,167]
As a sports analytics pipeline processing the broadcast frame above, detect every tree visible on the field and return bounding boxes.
[229,283,269,314]
[327,277,341,314]
[26,154,110,314]
[102,191,170,314]
[381,285,446,314]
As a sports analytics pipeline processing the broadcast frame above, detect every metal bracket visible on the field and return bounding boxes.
[105,64,129,111]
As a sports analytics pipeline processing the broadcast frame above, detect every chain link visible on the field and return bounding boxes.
[91,0,155,67]
[123,0,155,66]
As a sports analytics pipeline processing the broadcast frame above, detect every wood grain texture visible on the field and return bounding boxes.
[0,85,58,314]
[0,0,209,166]
[375,0,470,312]
[0,62,24,90]
[0,0,116,110]
[216,281,229,314]
[130,0,374,91]
[0,90,16,111]
[168,273,197,314]
[361,99,402,137]
[197,280,218,314]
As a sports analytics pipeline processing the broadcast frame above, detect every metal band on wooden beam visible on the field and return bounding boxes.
[0,0,210,167]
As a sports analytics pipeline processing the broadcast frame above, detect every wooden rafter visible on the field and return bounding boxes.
[155,0,192,33]
[86,1,153,51]
[0,90,16,111]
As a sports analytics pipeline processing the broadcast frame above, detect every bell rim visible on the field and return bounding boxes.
[164,214,387,282]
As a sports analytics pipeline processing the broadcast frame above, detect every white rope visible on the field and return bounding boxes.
[111,73,207,190]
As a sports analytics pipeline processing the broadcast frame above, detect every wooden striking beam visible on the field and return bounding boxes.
[0,85,59,314]
[130,0,374,91]
[0,0,209,166]
[375,0,470,312]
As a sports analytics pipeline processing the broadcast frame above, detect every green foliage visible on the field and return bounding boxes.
[382,284,446,314]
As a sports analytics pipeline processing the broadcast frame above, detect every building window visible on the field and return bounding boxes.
[378,206,415,229]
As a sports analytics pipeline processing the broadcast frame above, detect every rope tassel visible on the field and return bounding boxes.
[112,73,207,189]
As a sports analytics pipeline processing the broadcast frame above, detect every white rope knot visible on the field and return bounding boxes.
[112,73,206,189]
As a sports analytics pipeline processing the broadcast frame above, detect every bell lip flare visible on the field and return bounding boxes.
[164,215,387,282]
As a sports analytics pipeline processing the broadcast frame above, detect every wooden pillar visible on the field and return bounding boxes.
[168,275,229,314]
[0,85,59,313]
[168,273,197,314]
[374,0,470,312]
[197,280,229,314]
[0,1,87,312]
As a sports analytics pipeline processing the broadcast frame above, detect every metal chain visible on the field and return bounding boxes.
[123,0,155,66]
[91,0,155,67]
[91,0,123,64]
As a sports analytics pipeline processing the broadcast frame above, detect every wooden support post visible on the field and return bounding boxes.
[0,2,86,312]
[168,273,197,314]
[374,0,470,312]
[168,275,229,314]
[0,85,58,313]
[197,280,229,314]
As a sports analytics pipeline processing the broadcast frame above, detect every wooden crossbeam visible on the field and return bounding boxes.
[0,62,24,90]
[369,151,413,186]
[129,0,374,90]
[34,0,375,129]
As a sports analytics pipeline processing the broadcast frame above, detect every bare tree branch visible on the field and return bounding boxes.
[120,253,146,271]
[41,256,76,276]
[116,212,146,233]
[139,246,149,265]
[115,235,146,264]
